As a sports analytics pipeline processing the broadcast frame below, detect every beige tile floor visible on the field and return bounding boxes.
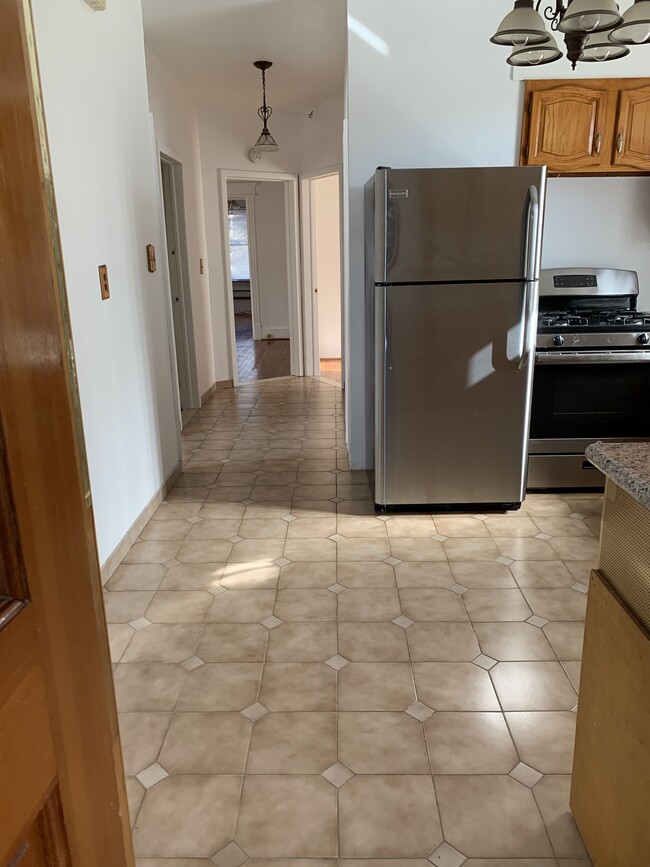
[106,376,599,867]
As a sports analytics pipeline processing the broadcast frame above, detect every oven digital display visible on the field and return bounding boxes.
[553,275,598,289]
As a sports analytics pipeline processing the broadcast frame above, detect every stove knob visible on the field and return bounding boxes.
[553,335,565,347]
[638,333,650,345]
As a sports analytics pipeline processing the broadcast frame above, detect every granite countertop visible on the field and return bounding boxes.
[586,442,650,509]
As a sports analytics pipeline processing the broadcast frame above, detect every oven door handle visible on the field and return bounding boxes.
[518,185,540,370]
[536,351,650,364]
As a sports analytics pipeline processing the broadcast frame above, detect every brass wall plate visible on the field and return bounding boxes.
[146,244,157,273]
[98,265,110,300]
[83,0,106,9]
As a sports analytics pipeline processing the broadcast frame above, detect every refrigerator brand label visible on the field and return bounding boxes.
[389,189,409,199]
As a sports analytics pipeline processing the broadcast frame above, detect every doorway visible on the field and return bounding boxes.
[160,156,198,416]
[300,167,344,384]
[219,171,303,387]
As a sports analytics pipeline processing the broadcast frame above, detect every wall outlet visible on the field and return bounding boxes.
[98,265,110,300]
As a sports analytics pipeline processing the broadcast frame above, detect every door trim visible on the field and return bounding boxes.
[226,186,262,341]
[217,169,303,387]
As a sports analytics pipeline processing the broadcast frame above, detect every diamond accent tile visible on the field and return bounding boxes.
[242,499,254,505]
[327,583,347,594]
[180,655,204,672]
[572,703,579,714]
[211,842,249,867]
[384,557,402,566]
[135,762,168,789]
[188,516,203,524]
[329,534,345,542]
[163,559,181,568]
[406,701,435,722]
[428,841,467,867]
[509,761,543,788]
[129,617,152,631]
[448,583,469,595]
[282,515,297,523]
[274,557,291,567]
[260,615,283,630]
[570,512,586,519]
[472,653,498,670]
[496,556,514,566]
[571,582,588,594]
[473,514,488,521]
[321,761,355,788]
[228,535,244,544]
[527,614,550,628]
[254,470,264,476]
[325,654,350,670]
[392,615,415,629]
[376,514,391,521]
[432,534,449,542]
[331,497,343,503]
[241,702,270,722]
[535,532,552,541]
[208,584,228,597]
[332,469,343,475]
[289,482,301,489]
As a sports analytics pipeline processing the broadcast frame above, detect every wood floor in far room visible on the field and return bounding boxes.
[236,312,290,383]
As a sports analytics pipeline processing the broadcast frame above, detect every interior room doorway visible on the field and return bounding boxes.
[160,155,199,418]
[300,167,344,385]
[220,171,303,386]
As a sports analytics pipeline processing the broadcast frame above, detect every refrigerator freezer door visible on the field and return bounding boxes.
[376,167,546,285]
[375,282,536,507]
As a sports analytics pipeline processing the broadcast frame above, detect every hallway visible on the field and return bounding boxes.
[106,376,595,864]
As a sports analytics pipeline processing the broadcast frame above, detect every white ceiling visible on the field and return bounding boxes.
[141,0,346,113]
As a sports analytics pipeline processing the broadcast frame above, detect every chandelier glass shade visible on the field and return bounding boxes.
[492,0,650,67]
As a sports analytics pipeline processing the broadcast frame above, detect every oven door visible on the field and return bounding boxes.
[529,351,650,488]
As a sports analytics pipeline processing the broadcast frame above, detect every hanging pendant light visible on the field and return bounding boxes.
[491,0,550,46]
[581,27,632,57]
[508,31,564,64]
[558,0,622,33]
[609,0,650,43]
[249,60,279,162]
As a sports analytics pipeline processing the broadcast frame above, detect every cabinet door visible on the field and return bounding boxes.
[614,88,650,170]
[526,85,616,171]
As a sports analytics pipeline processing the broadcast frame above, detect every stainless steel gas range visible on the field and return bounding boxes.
[528,267,650,490]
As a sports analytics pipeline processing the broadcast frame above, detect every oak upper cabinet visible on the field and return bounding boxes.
[521,79,650,175]
[614,87,650,170]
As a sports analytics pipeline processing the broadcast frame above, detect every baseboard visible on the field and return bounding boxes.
[99,462,182,586]
[201,379,233,405]
[260,326,290,339]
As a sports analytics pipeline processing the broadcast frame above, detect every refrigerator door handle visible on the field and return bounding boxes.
[517,185,540,370]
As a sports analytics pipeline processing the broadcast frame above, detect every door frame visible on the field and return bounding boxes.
[226,186,262,341]
[217,169,303,387]
[157,148,200,413]
[299,164,344,380]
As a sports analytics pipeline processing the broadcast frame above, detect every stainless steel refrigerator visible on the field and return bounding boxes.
[366,166,547,510]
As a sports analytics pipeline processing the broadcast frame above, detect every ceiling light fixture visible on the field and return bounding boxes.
[249,60,279,163]
[492,1,647,69]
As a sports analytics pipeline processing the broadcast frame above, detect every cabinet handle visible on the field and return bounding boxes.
[594,132,602,155]
[617,131,624,154]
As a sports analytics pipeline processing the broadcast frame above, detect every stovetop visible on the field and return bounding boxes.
[538,309,650,333]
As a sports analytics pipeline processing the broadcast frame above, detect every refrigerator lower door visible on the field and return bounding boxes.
[375,282,536,508]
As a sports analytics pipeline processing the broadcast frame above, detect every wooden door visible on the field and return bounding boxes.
[613,87,650,171]
[0,0,135,865]
[524,83,617,171]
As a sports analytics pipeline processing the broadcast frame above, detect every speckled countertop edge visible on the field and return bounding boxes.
[586,442,650,509]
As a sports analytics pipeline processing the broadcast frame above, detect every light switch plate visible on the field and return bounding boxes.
[98,265,110,300]
[84,0,106,9]
[146,244,157,273]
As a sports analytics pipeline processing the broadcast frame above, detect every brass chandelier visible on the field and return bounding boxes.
[491,0,650,69]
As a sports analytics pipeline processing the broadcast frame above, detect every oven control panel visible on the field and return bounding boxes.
[553,274,597,289]
[540,268,639,299]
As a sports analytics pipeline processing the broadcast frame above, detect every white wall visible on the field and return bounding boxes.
[313,174,342,358]
[298,96,345,173]
[146,48,214,399]
[252,183,291,338]
[32,0,180,565]
[346,0,650,468]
